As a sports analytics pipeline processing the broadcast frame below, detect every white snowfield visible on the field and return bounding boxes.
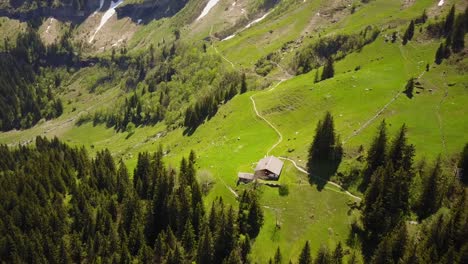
[89,0,124,43]
[438,0,444,7]
[196,0,221,21]
[222,11,271,41]
[245,11,271,29]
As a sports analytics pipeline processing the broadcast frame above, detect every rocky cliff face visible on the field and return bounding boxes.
[116,0,189,24]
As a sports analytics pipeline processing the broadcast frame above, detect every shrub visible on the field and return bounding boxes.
[278,184,289,196]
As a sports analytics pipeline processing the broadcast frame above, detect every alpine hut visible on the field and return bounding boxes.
[254,156,284,180]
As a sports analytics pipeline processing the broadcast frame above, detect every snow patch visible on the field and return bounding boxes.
[196,0,221,21]
[92,0,106,16]
[112,38,124,47]
[245,11,271,29]
[438,0,444,7]
[221,34,236,41]
[89,0,124,43]
[137,19,142,24]
[221,11,272,41]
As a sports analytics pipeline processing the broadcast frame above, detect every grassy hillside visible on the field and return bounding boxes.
[0,0,467,262]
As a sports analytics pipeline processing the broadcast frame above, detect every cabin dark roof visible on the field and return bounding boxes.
[254,156,284,176]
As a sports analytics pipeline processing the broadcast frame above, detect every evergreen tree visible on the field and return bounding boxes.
[197,226,213,264]
[307,112,342,187]
[133,152,151,199]
[370,238,393,264]
[435,43,445,65]
[404,78,414,99]
[417,157,442,220]
[402,20,415,45]
[182,221,196,255]
[315,245,331,264]
[274,246,282,264]
[298,241,313,264]
[361,120,388,190]
[452,16,465,53]
[347,251,359,264]
[116,160,130,202]
[443,5,455,37]
[332,242,344,264]
[239,235,251,263]
[459,143,468,185]
[308,112,336,163]
[225,248,243,264]
[247,193,264,238]
[388,124,414,173]
[240,73,247,94]
[321,59,335,81]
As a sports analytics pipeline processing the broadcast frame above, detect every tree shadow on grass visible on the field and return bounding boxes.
[308,159,341,191]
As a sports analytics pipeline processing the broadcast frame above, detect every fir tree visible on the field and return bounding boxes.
[332,242,344,264]
[361,120,388,190]
[298,241,313,264]
[274,246,282,264]
[388,124,414,173]
[182,221,196,254]
[321,59,335,81]
[307,112,342,187]
[443,5,455,37]
[417,157,442,220]
[240,73,247,94]
[402,20,415,45]
[247,194,264,238]
[315,245,331,264]
[197,226,213,264]
[225,248,243,264]
[404,78,415,99]
[451,16,465,53]
[435,43,445,65]
[347,251,359,264]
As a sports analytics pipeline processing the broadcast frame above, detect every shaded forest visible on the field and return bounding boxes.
[0,25,78,131]
[307,115,468,263]
[0,137,264,263]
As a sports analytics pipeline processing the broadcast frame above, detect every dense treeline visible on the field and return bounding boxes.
[78,36,247,133]
[0,137,263,263]
[0,26,76,131]
[184,71,245,133]
[428,6,468,64]
[356,121,468,262]
[305,113,467,263]
[293,26,380,75]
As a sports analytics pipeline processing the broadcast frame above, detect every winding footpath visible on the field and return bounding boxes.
[210,24,361,202]
[250,80,285,156]
[249,81,362,201]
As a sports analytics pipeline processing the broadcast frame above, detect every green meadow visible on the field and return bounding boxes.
[0,0,466,262]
